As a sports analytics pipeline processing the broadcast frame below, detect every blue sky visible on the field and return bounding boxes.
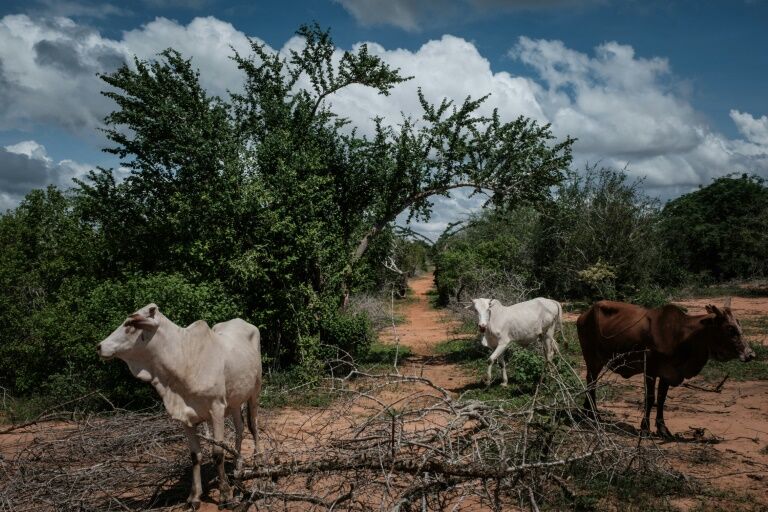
[0,0,766,237]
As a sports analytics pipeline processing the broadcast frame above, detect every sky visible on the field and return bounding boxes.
[0,0,766,239]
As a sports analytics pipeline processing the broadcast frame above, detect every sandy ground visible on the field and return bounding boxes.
[377,273,474,393]
[374,276,768,507]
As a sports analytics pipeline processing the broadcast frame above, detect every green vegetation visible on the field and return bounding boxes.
[553,465,697,512]
[0,23,574,410]
[434,331,583,401]
[661,174,768,281]
[434,170,768,309]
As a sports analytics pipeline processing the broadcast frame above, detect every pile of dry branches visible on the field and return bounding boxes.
[0,361,678,511]
[236,360,676,511]
[0,409,189,511]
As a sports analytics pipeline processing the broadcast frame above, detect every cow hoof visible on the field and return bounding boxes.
[640,419,651,435]
[500,382,508,388]
[187,498,201,510]
[220,485,234,504]
[657,424,673,440]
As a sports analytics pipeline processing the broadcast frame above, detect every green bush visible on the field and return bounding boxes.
[534,166,678,299]
[1,273,243,408]
[661,174,768,280]
[508,350,545,393]
[319,309,375,359]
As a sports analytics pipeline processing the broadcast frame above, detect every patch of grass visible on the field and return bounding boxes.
[448,317,476,333]
[554,465,697,512]
[0,394,60,424]
[434,337,486,363]
[560,321,584,364]
[700,342,768,382]
[741,316,768,338]
[458,385,532,408]
[435,336,586,402]
[359,341,413,368]
[260,368,335,409]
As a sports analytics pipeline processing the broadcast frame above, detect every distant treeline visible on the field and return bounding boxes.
[433,169,768,308]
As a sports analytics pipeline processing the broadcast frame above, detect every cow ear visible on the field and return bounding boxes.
[705,304,724,317]
[127,312,159,330]
[723,297,732,309]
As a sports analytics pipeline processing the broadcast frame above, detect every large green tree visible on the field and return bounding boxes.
[660,174,768,280]
[0,24,574,406]
[78,24,573,363]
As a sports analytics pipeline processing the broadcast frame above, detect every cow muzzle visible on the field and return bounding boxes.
[96,343,114,360]
[740,348,756,362]
[478,325,486,333]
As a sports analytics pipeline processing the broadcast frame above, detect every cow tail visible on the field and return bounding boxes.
[558,301,568,350]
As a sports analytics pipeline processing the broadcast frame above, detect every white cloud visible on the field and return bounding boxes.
[508,37,768,193]
[298,34,545,138]
[121,16,262,99]
[0,15,127,132]
[0,15,266,135]
[730,110,768,146]
[0,140,91,210]
[0,14,766,238]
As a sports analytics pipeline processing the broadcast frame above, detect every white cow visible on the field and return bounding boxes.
[470,297,563,387]
[97,304,262,508]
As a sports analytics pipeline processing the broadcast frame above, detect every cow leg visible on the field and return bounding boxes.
[247,392,260,464]
[544,325,557,363]
[183,425,203,509]
[210,408,233,505]
[655,379,673,439]
[487,344,507,387]
[583,364,602,418]
[640,375,656,435]
[231,407,245,480]
[499,353,508,387]
[486,359,495,387]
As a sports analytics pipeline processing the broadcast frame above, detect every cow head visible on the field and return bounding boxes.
[471,298,496,333]
[97,304,160,360]
[703,299,755,363]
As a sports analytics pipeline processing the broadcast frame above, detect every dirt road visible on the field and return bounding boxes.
[377,272,473,392]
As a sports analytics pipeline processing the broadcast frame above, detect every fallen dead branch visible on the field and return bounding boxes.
[682,374,729,393]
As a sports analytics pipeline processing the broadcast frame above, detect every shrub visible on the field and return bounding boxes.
[534,166,677,300]
[508,350,545,393]
[319,309,375,360]
[1,273,243,408]
[660,174,768,280]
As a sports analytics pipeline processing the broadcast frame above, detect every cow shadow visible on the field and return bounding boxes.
[100,459,242,510]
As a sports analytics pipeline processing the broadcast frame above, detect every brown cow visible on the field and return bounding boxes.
[576,298,755,438]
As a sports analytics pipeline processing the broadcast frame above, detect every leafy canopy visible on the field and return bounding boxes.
[0,24,574,407]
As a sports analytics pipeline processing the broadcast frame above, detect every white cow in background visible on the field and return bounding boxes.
[470,297,563,387]
[97,304,262,509]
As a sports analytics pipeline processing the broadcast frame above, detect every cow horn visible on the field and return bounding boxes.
[723,297,732,309]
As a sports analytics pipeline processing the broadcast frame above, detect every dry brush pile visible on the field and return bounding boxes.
[0,361,685,511]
